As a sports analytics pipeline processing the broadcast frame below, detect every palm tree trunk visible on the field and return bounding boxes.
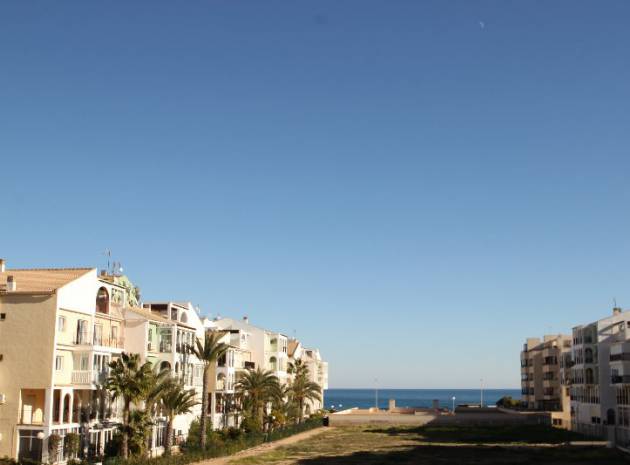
[200,365,209,449]
[164,416,173,456]
[299,399,304,424]
[122,401,130,459]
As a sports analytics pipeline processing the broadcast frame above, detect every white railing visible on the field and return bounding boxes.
[72,370,108,385]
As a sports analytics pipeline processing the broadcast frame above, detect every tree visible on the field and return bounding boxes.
[105,352,154,459]
[141,366,173,457]
[47,433,61,464]
[187,331,229,448]
[160,382,198,455]
[288,361,321,423]
[64,433,80,460]
[235,368,279,431]
[287,359,308,379]
[126,410,154,456]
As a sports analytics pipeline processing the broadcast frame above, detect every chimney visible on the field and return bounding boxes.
[0,259,5,273]
[6,275,16,292]
[614,307,622,316]
[243,315,249,324]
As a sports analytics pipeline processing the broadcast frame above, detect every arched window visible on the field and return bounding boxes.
[608,408,616,425]
[160,361,171,372]
[96,287,109,314]
[585,348,593,364]
[269,356,277,371]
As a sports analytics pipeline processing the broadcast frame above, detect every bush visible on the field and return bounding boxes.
[106,416,322,465]
[65,433,81,459]
[496,396,522,409]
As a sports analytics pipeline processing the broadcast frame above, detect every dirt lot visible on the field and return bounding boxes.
[224,424,628,465]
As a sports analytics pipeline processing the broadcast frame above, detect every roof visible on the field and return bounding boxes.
[125,306,173,324]
[0,268,93,295]
[288,340,300,357]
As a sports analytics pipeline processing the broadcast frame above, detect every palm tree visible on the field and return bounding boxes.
[187,331,229,448]
[288,362,321,423]
[270,383,295,428]
[142,366,173,457]
[288,359,309,379]
[160,382,198,455]
[235,368,279,430]
[106,353,154,458]
[127,409,154,457]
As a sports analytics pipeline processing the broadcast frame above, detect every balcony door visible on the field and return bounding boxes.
[94,324,103,346]
[76,320,89,344]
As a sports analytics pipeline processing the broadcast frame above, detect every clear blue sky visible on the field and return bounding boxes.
[2,1,630,388]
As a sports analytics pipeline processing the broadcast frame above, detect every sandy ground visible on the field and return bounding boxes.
[192,427,328,465]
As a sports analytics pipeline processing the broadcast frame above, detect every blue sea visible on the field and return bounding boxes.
[323,388,521,411]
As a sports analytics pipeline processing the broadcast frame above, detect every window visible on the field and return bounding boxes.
[57,316,66,332]
[56,356,64,371]
[111,326,118,344]
[0,313,6,320]
[80,354,89,371]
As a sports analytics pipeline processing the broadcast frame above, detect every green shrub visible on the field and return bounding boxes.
[105,416,322,465]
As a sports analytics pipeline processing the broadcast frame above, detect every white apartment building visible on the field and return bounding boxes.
[201,318,255,429]
[213,317,289,384]
[0,265,129,463]
[127,302,207,451]
[570,307,630,440]
[288,339,329,413]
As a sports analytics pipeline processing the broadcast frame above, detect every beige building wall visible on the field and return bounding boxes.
[520,334,572,429]
[0,293,57,458]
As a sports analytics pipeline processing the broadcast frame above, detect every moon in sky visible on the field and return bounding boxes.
[479,21,485,29]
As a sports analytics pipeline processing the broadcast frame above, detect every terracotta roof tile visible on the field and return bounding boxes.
[0,268,93,295]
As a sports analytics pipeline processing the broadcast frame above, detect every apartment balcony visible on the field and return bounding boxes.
[72,370,109,385]
[19,389,46,425]
[611,375,630,385]
[93,335,124,349]
[72,333,124,349]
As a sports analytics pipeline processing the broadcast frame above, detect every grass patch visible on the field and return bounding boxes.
[228,424,628,465]
[367,424,587,444]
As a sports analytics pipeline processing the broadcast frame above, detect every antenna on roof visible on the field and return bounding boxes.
[614,297,618,308]
[103,249,111,274]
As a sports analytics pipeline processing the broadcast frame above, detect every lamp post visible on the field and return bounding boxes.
[452,396,456,413]
[374,378,379,410]
[480,378,484,408]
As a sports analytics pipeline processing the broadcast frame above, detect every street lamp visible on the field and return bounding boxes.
[452,396,456,413]
[480,378,484,408]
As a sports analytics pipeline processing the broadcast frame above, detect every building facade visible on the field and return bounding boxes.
[0,259,329,463]
[520,334,571,428]
[0,264,128,463]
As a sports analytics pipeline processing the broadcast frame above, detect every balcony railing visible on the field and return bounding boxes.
[610,353,630,362]
[93,335,124,349]
[611,375,630,384]
[72,370,109,385]
[73,333,124,349]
